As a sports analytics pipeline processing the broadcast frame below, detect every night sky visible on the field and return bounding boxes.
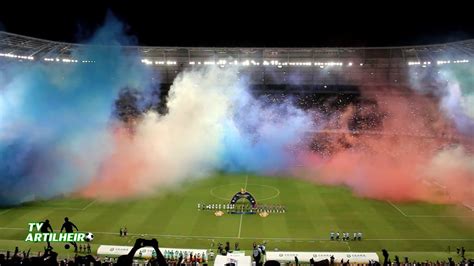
[0,1,473,47]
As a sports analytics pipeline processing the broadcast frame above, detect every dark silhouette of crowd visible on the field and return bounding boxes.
[0,239,168,266]
[1,242,472,266]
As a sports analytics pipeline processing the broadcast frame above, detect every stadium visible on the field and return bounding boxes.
[0,11,474,266]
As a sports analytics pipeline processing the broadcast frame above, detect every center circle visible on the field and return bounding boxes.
[209,183,280,202]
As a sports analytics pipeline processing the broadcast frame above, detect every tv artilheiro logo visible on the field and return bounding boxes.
[24,222,87,242]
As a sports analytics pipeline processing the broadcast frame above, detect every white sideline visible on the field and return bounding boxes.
[0,227,473,242]
[0,199,97,212]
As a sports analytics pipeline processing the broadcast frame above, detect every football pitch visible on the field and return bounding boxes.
[1,173,473,261]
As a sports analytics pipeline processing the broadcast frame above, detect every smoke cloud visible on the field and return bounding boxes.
[1,13,473,207]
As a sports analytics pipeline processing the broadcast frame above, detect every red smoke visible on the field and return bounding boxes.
[298,89,474,205]
[81,127,153,199]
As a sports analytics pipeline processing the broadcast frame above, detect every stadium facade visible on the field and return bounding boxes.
[1,30,473,90]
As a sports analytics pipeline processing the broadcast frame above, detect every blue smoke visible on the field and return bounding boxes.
[409,64,474,136]
[218,84,312,172]
[0,14,152,206]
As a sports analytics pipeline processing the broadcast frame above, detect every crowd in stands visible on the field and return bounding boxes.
[1,241,471,266]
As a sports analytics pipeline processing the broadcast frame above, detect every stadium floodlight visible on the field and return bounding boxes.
[141,59,153,65]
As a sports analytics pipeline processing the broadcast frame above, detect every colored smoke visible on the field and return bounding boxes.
[83,67,313,198]
[1,14,473,206]
[0,14,152,205]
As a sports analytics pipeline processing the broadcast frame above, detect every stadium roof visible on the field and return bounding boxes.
[1,31,474,62]
[1,31,473,87]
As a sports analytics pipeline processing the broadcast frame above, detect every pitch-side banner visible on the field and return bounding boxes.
[97,245,207,259]
[266,251,379,263]
[215,254,252,266]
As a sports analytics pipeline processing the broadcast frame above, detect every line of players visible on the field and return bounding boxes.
[198,203,236,211]
[197,203,286,213]
[330,231,363,241]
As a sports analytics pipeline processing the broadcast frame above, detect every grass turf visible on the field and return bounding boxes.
[0,173,473,262]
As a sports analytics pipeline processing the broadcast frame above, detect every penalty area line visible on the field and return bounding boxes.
[386,200,408,217]
[387,201,474,218]
[81,200,97,210]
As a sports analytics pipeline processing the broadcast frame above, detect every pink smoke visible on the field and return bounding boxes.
[297,89,474,205]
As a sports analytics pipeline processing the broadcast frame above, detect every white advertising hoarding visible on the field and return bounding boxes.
[97,245,207,259]
[266,251,379,263]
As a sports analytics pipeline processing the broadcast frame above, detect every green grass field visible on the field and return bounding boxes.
[1,173,473,262]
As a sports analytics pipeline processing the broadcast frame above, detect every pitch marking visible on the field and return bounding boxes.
[345,242,351,251]
[387,201,474,218]
[237,175,248,239]
[1,199,98,212]
[81,200,97,210]
[387,201,408,217]
[0,227,473,242]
